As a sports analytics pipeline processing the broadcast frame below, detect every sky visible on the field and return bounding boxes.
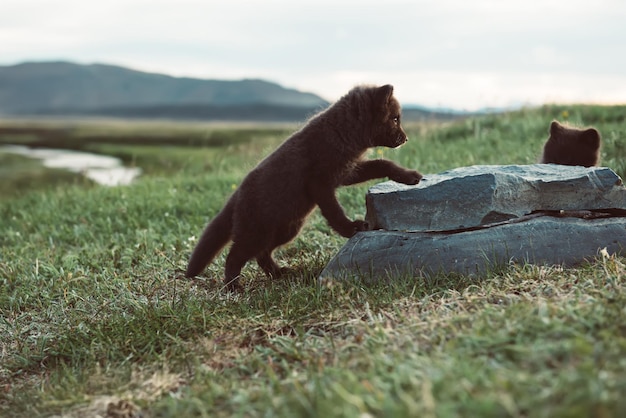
[1,0,626,110]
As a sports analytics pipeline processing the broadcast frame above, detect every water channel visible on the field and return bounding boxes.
[1,144,142,186]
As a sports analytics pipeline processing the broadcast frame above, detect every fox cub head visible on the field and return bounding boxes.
[540,120,601,167]
[371,84,408,149]
[344,84,408,149]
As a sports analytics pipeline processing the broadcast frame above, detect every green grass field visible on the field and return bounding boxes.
[1,105,625,417]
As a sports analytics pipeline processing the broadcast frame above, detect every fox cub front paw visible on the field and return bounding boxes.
[351,220,369,235]
[393,169,423,185]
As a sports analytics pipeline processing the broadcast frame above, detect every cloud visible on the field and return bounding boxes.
[1,0,625,108]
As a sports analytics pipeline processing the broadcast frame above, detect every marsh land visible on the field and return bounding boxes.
[1,105,625,417]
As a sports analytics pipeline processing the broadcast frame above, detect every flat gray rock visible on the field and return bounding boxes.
[321,164,626,283]
[366,164,626,232]
[320,216,626,282]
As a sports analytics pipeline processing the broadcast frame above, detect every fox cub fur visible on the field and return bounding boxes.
[185,84,422,290]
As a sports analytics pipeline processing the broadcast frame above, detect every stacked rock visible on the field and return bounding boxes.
[320,164,626,282]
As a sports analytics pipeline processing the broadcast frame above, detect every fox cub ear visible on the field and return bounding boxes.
[376,84,394,104]
[549,120,563,134]
[583,128,601,148]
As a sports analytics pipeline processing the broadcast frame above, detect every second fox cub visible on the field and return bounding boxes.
[540,120,601,167]
[186,84,422,290]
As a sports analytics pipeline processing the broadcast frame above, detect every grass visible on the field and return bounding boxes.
[1,105,625,417]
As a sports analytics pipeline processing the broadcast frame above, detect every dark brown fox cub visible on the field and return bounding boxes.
[186,84,422,290]
[540,120,601,167]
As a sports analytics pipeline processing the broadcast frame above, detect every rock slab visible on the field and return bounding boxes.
[366,164,626,232]
[322,164,626,282]
[320,217,626,282]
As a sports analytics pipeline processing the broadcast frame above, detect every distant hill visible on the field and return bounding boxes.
[0,61,467,122]
[0,61,329,121]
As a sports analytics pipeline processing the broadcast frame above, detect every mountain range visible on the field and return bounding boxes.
[0,61,459,121]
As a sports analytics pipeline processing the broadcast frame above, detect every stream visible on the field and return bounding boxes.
[1,144,142,186]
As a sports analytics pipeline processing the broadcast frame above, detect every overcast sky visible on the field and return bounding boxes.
[1,0,625,110]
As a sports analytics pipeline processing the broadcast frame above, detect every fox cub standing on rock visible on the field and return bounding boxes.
[186,84,423,291]
[540,120,601,167]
